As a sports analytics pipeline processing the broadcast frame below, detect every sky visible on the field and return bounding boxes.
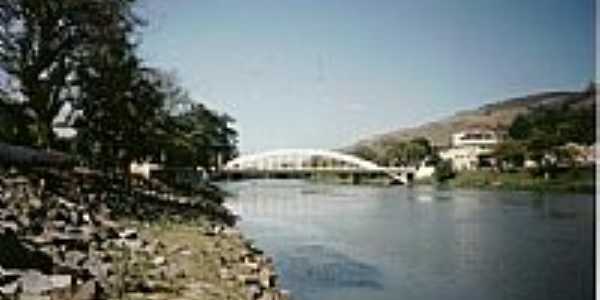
[137,0,595,154]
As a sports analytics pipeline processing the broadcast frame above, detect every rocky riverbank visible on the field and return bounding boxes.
[0,167,290,300]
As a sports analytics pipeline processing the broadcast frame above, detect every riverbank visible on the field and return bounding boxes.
[117,220,289,300]
[443,168,596,194]
[0,167,289,300]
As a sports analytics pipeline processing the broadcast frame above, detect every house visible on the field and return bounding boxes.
[439,129,500,171]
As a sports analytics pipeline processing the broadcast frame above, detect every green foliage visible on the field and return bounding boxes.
[505,92,596,174]
[508,115,532,140]
[434,159,454,182]
[409,137,433,156]
[509,103,596,147]
[0,0,142,148]
[492,140,526,170]
[351,144,379,163]
[162,103,238,170]
[0,0,238,174]
[351,137,432,167]
[448,168,595,194]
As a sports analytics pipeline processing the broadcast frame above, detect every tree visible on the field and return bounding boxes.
[508,115,532,140]
[492,140,526,171]
[75,58,166,172]
[350,144,379,163]
[403,141,428,166]
[162,103,238,170]
[0,0,142,149]
[381,139,429,167]
[434,159,454,182]
[410,137,432,156]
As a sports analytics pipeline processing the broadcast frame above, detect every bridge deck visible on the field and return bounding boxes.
[220,167,411,174]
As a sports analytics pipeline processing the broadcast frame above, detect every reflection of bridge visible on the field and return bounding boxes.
[220,149,415,184]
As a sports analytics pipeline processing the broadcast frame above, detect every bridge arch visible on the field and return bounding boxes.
[224,148,382,171]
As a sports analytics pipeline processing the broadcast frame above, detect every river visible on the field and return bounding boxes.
[221,179,594,300]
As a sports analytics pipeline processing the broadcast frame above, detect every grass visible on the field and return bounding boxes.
[111,220,250,300]
[445,167,595,194]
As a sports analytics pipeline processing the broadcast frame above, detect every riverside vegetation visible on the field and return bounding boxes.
[0,1,288,300]
[349,85,596,193]
[446,91,596,193]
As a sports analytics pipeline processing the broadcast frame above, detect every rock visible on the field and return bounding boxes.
[245,283,261,300]
[166,264,186,279]
[69,211,81,226]
[48,274,73,299]
[237,274,260,285]
[222,227,241,237]
[152,256,166,266]
[243,261,261,272]
[82,258,111,282]
[28,197,43,210]
[56,197,76,210]
[50,221,66,231]
[0,279,20,297]
[115,238,142,250]
[71,280,99,300]
[138,279,172,293]
[81,213,91,224]
[0,168,289,300]
[219,268,234,281]
[0,221,19,233]
[118,228,138,240]
[259,268,276,289]
[19,295,51,300]
[18,271,72,297]
[18,270,52,295]
[258,290,277,300]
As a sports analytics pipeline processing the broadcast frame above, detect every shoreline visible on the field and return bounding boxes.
[439,169,596,195]
[0,167,290,300]
[127,220,291,300]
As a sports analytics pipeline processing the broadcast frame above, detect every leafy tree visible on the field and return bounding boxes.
[0,0,141,148]
[379,138,429,167]
[492,140,526,171]
[403,141,428,165]
[506,91,596,176]
[350,144,379,163]
[162,103,238,171]
[410,137,432,156]
[434,159,454,182]
[508,115,532,140]
[509,104,595,147]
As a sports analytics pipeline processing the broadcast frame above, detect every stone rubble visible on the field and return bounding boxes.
[0,168,290,300]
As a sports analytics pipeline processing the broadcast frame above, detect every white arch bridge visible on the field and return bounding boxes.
[219,149,416,184]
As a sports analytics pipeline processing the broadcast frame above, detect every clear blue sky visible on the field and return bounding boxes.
[137,0,595,153]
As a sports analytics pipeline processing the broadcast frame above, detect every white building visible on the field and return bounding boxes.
[451,130,499,148]
[439,129,500,171]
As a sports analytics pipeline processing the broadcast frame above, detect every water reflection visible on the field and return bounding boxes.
[223,180,594,300]
[279,244,383,298]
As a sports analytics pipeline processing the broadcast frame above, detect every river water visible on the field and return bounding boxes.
[221,179,595,300]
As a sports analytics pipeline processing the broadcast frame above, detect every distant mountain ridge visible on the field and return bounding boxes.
[348,86,596,149]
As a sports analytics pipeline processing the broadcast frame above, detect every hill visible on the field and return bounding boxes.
[348,85,596,149]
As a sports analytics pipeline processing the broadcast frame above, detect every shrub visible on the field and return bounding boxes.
[434,159,455,182]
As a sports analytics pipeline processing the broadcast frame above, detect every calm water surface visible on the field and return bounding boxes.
[221,180,594,300]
